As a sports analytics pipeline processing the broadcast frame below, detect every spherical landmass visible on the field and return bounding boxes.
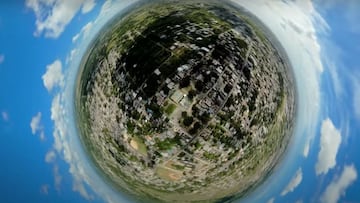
[76,1,296,202]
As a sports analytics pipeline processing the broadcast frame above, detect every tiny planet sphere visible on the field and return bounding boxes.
[75,0,296,202]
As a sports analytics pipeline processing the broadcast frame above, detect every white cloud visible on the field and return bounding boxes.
[316,0,360,34]
[352,74,360,119]
[25,0,96,38]
[66,48,78,64]
[39,131,45,141]
[46,1,141,201]
[318,38,345,99]
[344,2,360,34]
[45,150,56,163]
[281,168,303,196]
[0,54,4,64]
[44,0,327,202]
[50,94,94,200]
[1,111,9,122]
[303,140,310,157]
[98,0,113,17]
[42,60,64,92]
[53,164,62,192]
[30,112,46,141]
[232,0,326,159]
[320,164,357,203]
[30,112,42,134]
[81,0,95,13]
[72,21,93,43]
[267,197,275,203]
[316,118,342,175]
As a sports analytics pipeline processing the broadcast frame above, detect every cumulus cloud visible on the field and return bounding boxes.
[320,164,357,203]
[45,1,141,201]
[232,0,327,159]
[316,118,342,175]
[42,96,66,193]
[42,60,64,92]
[0,54,4,64]
[30,112,42,134]
[30,112,45,141]
[43,0,326,202]
[281,168,303,196]
[50,94,94,200]
[25,0,96,38]
[45,150,56,163]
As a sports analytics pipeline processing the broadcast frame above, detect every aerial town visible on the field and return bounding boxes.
[76,1,295,202]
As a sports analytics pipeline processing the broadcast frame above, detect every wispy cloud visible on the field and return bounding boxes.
[320,164,357,203]
[316,118,341,175]
[71,0,124,45]
[40,184,50,195]
[319,39,345,99]
[267,197,275,203]
[30,112,45,141]
[66,48,78,64]
[30,112,42,134]
[232,0,327,159]
[45,1,138,202]
[42,60,64,92]
[303,140,310,157]
[53,164,62,192]
[45,150,56,163]
[49,94,95,200]
[281,168,303,196]
[1,111,9,122]
[351,72,360,119]
[315,0,360,34]
[72,22,93,43]
[82,0,96,13]
[0,54,4,64]
[46,0,327,202]
[25,0,96,38]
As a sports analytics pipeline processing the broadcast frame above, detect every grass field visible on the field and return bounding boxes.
[156,166,182,181]
[131,136,148,156]
[165,103,177,115]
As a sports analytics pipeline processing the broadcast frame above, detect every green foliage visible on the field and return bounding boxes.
[129,155,139,162]
[183,116,194,127]
[188,89,197,100]
[194,141,202,149]
[127,121,136,134]
[203,152,219,160]
[102,128,110,136]
[172,164,185,170]
[199,112,211,124]
[165,103,177,115]
[146,102,162,119]
[155,138,177,151]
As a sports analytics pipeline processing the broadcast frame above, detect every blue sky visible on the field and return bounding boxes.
[0,0,359,203]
